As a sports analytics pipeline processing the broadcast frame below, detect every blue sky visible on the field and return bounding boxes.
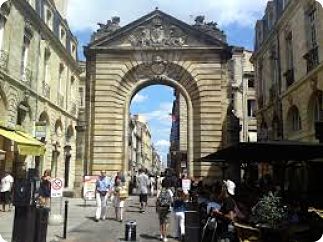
[67,0,269,161]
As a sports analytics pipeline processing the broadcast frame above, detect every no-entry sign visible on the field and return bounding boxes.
[51,178,64,198]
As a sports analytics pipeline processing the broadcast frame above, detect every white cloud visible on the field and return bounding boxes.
[141,102,173,123]
[67,0,268,32]
[132,94,148,103]
[155,140,170,147]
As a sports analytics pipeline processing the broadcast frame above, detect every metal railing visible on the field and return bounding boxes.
[0,50,9,71]
[42,82,50,99]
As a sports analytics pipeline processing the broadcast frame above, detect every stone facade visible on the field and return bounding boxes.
[85,10,232,178]
[229,47,257,142]
[128,114,153,173]
[253,0,323,142]
[0,0,80,191]
[169,90,188,173]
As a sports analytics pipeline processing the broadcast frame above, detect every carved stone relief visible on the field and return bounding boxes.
[129,16,187,47]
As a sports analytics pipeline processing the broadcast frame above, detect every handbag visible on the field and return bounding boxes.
[119,188,128,199]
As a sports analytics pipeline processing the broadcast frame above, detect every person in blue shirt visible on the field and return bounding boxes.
[95,170,111,222]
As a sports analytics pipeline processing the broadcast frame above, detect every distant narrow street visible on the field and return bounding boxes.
[62,196,178,242]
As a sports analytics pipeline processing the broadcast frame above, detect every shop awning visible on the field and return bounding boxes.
[200,141,323,163]
[0,128,45,156]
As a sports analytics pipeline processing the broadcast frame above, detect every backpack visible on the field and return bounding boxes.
[158,189,172,208]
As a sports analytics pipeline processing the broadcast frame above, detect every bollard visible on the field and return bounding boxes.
[63,200,69,239]
[125,220,136,241]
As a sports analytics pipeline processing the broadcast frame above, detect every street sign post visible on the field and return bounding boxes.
[50,178,64,198]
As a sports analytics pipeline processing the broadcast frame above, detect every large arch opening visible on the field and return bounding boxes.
[120,61,200,176]
[127,80,192,177]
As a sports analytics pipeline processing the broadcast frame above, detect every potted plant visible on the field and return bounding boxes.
[251,192,287,229]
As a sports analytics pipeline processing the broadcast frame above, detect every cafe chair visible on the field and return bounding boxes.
[234,222,262,242]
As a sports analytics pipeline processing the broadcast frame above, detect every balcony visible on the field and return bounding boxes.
[42,82,50,99]
[0,50,9,71]
[284,69,294,88]
[57,92,64,108]
[304,47,319,73]
[21,68,32,87]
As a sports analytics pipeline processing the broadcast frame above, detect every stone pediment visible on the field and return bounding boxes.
[89,10,228,49]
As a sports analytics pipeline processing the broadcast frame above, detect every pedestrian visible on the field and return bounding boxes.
[150,175,155,196]
[0,171,14,212]
[213,180,237,242]
[95,170,111,222]
[113,177,128,222]
[136,168,149,213]
[173,188,187,241]
[156,179,173,242]
[39,169,51,207]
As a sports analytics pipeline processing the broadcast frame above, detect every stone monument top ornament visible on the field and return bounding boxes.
[129,16,187,47]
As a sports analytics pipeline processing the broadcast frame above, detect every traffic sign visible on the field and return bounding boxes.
[51,178,64,198]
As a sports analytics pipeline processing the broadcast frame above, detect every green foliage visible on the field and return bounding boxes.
[251,192,287,228]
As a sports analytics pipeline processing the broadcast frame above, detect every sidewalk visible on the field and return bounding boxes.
[0,198,97,242]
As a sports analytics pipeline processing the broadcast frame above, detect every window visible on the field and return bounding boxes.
[286,32,293,70]
[44,48,51,83]
[313,92,323,122]
[71,43,76,58]
[304,4,319,72]
[268,11,273,30]
[0,17,5,50]
[60,27,66,44]
[248,78,255,88]
[307,5,317,49]
[46,9,53,29]
[288,106,302,131]
[70,76,75,98]
[247,100,256,117]
[21,35,30,80]
[58,63,64,93]
[79,87,84,107]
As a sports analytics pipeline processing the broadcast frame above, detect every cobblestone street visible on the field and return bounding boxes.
[61,196,178,242]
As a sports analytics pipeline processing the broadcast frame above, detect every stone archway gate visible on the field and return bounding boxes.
[85,10,232,177]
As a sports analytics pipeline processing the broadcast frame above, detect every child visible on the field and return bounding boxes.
[114,178,128,222]
[173,188,187,241]
[156,179,173,242]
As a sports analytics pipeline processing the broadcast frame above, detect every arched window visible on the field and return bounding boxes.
[288,106,301,131]
[313,92,322,122]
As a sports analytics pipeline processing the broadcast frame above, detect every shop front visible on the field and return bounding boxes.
[0,126,46,178]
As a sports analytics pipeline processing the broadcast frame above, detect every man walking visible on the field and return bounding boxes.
[136,168,149,213]
[0,171,14,212]
[95,170,111,222]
